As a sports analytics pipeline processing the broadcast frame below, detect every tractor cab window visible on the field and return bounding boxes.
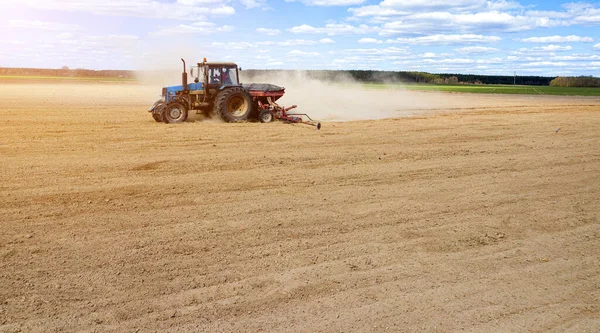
[209,67,222,84]
[190,66,204,83]
[222,67,238,85]
[208,66,238,85]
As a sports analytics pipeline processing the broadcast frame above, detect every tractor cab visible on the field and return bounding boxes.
[191,59,240,88]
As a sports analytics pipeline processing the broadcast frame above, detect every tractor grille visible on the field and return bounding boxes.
[162,87,167,96]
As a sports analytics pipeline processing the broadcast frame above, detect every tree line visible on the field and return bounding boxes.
[550,76,600,87]
[0,67,134,78]
[2,67,599,87]
[244,69,557,86]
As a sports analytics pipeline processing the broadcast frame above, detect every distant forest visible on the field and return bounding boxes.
[549,76,600,87]
[0,67,134,79]
[1,67,599,87]
[244,69,556,86]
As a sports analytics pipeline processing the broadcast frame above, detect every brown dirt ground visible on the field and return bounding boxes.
[1,83,599,333]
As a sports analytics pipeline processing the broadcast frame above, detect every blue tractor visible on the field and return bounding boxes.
[149,58,258,123]
[149,58,320,129]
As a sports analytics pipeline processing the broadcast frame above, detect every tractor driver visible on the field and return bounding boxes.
[223,68,233,85]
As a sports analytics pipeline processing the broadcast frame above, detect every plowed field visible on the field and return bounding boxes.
[1,83,599,332]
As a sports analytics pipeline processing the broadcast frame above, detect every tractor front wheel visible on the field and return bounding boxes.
[152,113,164,122]
[163,102,188,123]
[213,87,253,122]
[150,100,165,122]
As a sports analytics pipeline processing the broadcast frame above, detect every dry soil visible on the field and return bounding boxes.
[1,83,599,332]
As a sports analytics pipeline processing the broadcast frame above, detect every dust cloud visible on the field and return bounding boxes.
[241,71,442,121]
[135,41,203,88]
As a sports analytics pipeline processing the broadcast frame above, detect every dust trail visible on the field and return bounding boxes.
[135,42,203,87]
[241,71,443,121]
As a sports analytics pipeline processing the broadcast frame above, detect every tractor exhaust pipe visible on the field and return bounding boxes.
[181,58,187,90]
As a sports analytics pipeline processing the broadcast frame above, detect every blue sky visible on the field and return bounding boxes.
[1,0,599,76]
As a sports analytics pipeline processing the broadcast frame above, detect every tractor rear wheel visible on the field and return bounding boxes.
[163,102,188,123]
[213,87,253,122]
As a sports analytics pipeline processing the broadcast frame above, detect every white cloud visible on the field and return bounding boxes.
[379,0,484,11]
[521,35,594,43]
[527,61,570,67]
[151,22,234,36]
[57,33,74,39]
[256,28,280,36]
[348,1,598,34]
[455,46,500,54]
[288,50,321,57]
[7,20,82,31]
[377,11,565,35]
[532,45,573,52]
[177,0,228,4]
[4,33,141,68]
[388,52,455,64]
[288,0,366,6]
[81,35,138,46]
[334,47,409,55]
[476,58,503,64]
[423,58,475,64]
[288,23,377,35]
[257,38,334,46]
[239,0,267,9]
[569,3,600,24]
[525,10,571,20]
[387,34,501,45]
[511,45,573,56]
[16,0,234,20]
[550,54,600,61]
[358,38,383,44]
[212,42,257,50]
[349,5,408,17]
[53,34,139,50]
[487,0,523,10]
[594,43,600,50]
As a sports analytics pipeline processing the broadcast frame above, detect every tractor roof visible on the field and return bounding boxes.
[201,62,238,67]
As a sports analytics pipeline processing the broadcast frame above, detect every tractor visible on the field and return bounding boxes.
[148,58,320,129]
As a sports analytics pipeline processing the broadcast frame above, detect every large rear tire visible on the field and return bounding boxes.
[163,102,188,123]
[213,87,253,122]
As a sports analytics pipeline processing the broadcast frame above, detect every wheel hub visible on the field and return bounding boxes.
[261,112,272,122]
[228,97,248,117]
[169,108,182,119]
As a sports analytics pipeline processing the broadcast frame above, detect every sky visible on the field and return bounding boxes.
[1,0,600,76]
